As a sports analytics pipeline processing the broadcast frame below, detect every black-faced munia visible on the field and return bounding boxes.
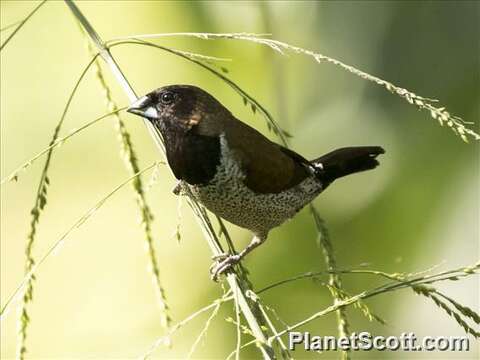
[128,85,385,280]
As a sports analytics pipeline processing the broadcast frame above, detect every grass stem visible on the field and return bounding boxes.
[65,1,276,357]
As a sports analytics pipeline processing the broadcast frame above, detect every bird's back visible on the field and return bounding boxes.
[195,110,312,194]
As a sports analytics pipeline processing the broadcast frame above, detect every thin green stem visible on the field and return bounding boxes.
[227,264,479,353]
[2,163,161,320]
[233,285,242,360]
[310,206,350,359]
[186,295,224,359]
[108,32,479,142]
[2,107,123,185]
[0,20,22,33]
[16,53,98,360]
[65,2,276,358]
[107,40,290,145]
[141,290,233,359]
[87,43,171,330]
[1,0,47,51]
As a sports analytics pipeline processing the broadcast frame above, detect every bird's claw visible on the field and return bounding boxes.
[210,254,241,281]
[172,181,185,195]
[211,253,229,261]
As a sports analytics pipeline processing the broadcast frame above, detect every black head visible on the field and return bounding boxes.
[127,85,226,185]
[127,84,226,133]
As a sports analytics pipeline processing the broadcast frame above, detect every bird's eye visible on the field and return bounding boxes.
[160,91,175,105]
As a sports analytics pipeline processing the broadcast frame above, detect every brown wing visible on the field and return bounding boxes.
[224,116,310,194]
[193,103,311,193]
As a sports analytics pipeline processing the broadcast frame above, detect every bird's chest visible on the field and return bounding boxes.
[186,136,322,234]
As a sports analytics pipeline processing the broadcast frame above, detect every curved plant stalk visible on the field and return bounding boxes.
[232,284,242,360]
[108,33,480,359]
[3,3,476,359]
[108,32,479,142]
[264,262,480,340]
[141,290,233,359]
[107,38,352,358]
[264,6,351,357]
[181,186,275,358]
[1,107,124,185]
[310,206,350,359]
[221,263,480,353]
[1,163,160,320]
[107,40,291,145]
[65,1,276,358]
[0,20,22,33]
[0,0,47,51]
[186,295,224,359]
[248,292,291,359]
[86,41,171,330]
[15,54,98,360]
[140,262,479,359]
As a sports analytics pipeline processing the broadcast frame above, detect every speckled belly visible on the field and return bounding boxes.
[189,173,322,236]
[183,134,324,234]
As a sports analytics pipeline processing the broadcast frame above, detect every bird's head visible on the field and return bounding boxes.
[128,85,226,184]
[127,84,227,134]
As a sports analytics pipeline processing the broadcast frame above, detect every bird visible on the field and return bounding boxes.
[128,85,385,280]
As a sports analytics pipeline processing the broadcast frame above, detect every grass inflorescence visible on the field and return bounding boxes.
[1,163,162,321]
[310,206,351,360]
[14,53,101,360]
[109,32,479,143]
[106,33,479,359]
[66,2,280,358]
[87,40,171,330]
[412,285,480,338]
[2,4,478,360]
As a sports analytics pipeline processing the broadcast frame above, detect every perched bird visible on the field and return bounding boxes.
[128,85,384,280]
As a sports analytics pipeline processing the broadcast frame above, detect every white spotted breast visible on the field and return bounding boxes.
[188,134,324,235]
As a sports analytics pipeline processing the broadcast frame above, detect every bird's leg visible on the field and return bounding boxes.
[210,234,266,281]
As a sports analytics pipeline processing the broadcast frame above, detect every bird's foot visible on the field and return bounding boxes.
[172,181,185,195]
[210,254,241,281]
[211,252,229,261]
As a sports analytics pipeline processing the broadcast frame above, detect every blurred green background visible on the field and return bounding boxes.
[1,1,478,359]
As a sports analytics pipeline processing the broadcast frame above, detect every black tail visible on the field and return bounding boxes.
[312,146,385,186]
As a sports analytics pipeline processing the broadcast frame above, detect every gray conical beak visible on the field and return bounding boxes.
[127,96,159,119]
